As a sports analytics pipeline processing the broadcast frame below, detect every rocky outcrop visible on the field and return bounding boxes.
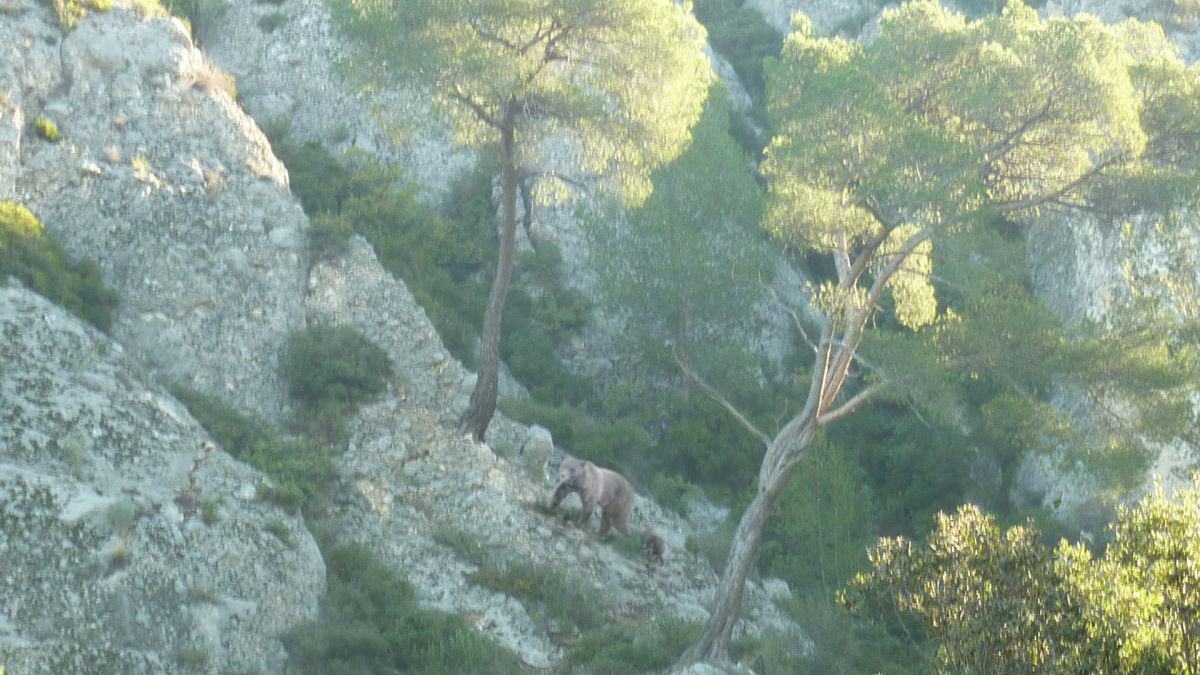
[1,1,307,422]
[203,0,471,199]
[305,238,810,667]
[0,283,324,674]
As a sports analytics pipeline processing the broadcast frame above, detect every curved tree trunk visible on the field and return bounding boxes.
[680,412,818,665]
[459,104,518,441]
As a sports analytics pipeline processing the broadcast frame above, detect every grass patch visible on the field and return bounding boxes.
[286,544,524,674]
[468,557,605,633]
[562,616,701,674]
[187,586,221,605]
[41,0,111,29]
[432,526,489,566]
[34,117,59,142]
[199,499,219,526]
[0,201,119,331]
[161,0,226,44]
[170,385,336,514]
[176,646,208,669]
[266,518,296,548]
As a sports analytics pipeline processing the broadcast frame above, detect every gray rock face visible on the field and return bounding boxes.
[0,284,324,674]
[1,3,309,422]
[203,0,472,199]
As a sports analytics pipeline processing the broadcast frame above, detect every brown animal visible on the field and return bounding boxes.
[641,524,666,566]
[549,456,634,537]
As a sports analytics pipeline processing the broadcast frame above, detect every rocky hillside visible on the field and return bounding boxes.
[2,0,307,422]
[306,237,807,666]
[1,1,808,671]
[0,284,324,673]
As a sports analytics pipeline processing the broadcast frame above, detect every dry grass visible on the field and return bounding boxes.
[191,55,237,100]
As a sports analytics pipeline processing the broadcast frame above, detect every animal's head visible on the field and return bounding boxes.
[558,457,587,486]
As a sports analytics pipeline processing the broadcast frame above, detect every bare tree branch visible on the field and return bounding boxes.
[817,383,884,426]
[994,155,1123,214]
[671,343,772,448]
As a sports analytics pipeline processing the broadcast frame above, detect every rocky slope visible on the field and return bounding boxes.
[0,284,325,673]
[2,0,307,422]
[307,238,810,667]
[2,3,809,671]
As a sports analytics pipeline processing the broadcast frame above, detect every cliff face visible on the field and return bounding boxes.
[2,1,307,422]
[0,284,325,673]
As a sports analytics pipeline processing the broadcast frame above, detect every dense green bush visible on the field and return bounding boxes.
[287,544,524,674]
[0,201,118,332]
[278,324,392,446]
[170,385,335,512]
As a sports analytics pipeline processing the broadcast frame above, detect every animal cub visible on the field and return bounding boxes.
[641,524,666,566]
[550,456,634,537]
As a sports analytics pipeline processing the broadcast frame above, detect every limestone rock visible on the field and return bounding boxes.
[520,425,555,477]
[0,284,325,674]
[1,3,309,422]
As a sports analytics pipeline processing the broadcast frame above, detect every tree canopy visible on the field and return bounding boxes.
[682,1,1200,664]
[330,0,713,206]
[843,478,1200,673]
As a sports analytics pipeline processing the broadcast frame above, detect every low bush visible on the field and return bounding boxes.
[34,117,59,142]
[0,201,118,331]
[170,385,335,513]
[257,10,285,32]
[278,324,392,446]
[562,616,701,674]
[286,544,524,674]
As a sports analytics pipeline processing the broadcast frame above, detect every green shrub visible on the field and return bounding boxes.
[266,518,296,548]
[270,136,597,406]
[563,616,701,674]
[685,519,737,575]
[278,324,392,446]
[286,544,524,674]
[646,473,702,517]
[0,201,119,332]
[34,117,59,142]
[257,10,285,32]
[199,499,219,526]
[170,385,336,513]
[498,398,653,480]
[176,646,208,669]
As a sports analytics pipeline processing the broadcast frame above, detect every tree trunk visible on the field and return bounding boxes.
[679,412,818,666]
[459,104,518,441]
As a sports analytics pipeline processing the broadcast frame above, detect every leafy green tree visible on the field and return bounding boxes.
[680,2,1200,664]
[591,85,771,386]
[328,0,713,440]
[843,480,1200,673]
